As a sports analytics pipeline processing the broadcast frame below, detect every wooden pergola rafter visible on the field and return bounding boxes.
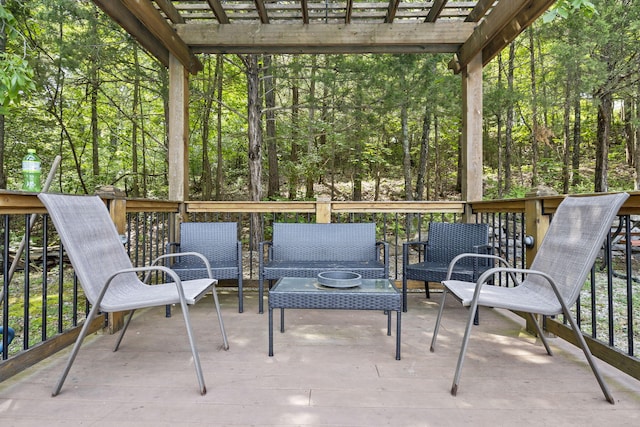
[90,0,558,202]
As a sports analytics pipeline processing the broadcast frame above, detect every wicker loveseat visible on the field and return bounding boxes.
[258,222,389,313]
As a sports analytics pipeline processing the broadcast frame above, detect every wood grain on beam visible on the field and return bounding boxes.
[177,22,475,54]
[345,0,353,24]
[207,0,230,24]
[254,0,270,24]
[449,0,530,73]
[425,0,448,22]
[466,0,495,22]
[93,0,170,67]
[121,0,202,73]
[301,0,309,24]
[385,0,401,23]
[154,0,184,24]
[482,0,557,66]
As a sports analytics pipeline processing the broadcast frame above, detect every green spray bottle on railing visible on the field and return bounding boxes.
[22,148,41,192]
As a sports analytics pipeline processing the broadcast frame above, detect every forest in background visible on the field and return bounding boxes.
[1,0,640,202]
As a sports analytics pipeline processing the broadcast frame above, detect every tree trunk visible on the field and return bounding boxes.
[623,97,634,167]
[528,27,539,187]
[215,55,224,200]
[130,45,140,197]
[505,42,515,194]
[416,104,430,200]
[572,86,581,187]
[401,102,412,201]
[595,90,611,192]
[246,54,263,248]
[306,56,317,199]
[562,71,571,194]
[264,55,279,199]
[201,56,216,200]
[289,84,299,199]
[90,15,100,184]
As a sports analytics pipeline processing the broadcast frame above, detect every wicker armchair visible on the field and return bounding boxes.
[402,222,492,312]
[168,222,244,312]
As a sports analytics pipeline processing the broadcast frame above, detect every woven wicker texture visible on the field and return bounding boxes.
[169,222,244,311]
[402,222,491,310]
[258,222,389,313]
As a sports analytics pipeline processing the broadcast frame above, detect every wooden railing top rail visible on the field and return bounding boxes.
[2,190,639,216]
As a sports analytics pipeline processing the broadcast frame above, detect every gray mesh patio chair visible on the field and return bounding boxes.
[402,222,492,312]
[168,222,243,312]
[430,193,629,404]
[39,193,229,397]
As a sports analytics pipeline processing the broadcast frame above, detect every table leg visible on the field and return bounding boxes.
[268,306,274,356]
[387,310,391,336]
[396,310,401,360]
[280,308,285,332]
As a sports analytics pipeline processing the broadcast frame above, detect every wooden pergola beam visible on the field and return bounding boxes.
[254,0,270,24]
[449,0,530,73]
[92,0,170,67]
[154,0,184,24]
[385,0,401,23]
[425,0,448,22]
[482,0,559,66]
[121,0,202,73]
[450,0,557,73]
[176,23,476,54]
[207,0,230,24]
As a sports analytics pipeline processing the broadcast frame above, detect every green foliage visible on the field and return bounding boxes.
[544,0,598,23]
[0,3,35,113]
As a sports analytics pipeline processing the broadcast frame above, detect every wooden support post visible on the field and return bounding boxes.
[524,198,550,335]
[168,53,189,203]
[524,198,549,268]
[461,53,483,205]
[316,197,331,223]
[96,186,127,334]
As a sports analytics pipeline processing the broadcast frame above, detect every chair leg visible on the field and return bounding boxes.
[402,275,408,312]
[237,274,243,313]
[178,299,207,395]
[430,289,448,352]
[258,277,264,314]
[424,281,430,299]
[211,285,229,350]
[563,308,615,404]
[52,304,102,396]
[450,300,479,396]
[525,313,552,356]
[113,309,136,352]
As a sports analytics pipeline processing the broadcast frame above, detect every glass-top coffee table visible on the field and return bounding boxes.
[268,277,402,360]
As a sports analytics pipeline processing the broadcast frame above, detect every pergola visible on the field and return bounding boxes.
[92,0,558,202]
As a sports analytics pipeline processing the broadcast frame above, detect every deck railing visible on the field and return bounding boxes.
[1,191,638,383]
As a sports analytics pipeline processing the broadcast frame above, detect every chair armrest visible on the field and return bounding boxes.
[403,240,429,249]
[164,242,181,262]
[150,252,214,281]
[100,265,206,307]
[403,241,428,265]
[446,253,511,281]
[474,266,563,304]
[471,243,493,254]
[258,241,273,273]
[377,241,389,276]
[236,241,243,268]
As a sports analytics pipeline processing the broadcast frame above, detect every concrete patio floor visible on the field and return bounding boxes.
[1,290,639,426]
